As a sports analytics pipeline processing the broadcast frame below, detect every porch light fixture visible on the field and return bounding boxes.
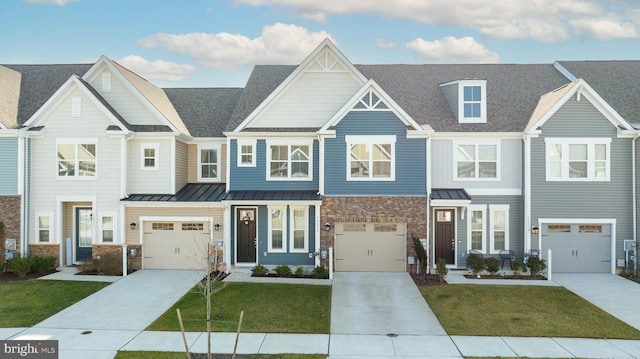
[325,222,331,231]
[531,226,539,235]
[214,223,220,231]
[130,222,137,230]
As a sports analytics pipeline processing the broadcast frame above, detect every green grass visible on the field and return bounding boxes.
[420,284,640,339]
[0,280,110,327]
[115,352,325,359]
[148,283,331,333]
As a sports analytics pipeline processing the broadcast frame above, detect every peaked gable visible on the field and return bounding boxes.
[82,56,189,135]
[234,39,368,132]
[526,78,633,133]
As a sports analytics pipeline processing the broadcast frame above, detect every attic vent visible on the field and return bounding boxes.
[353,90,389,111]
[101,72,111,92]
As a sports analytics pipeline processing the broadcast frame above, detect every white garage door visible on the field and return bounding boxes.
[143,221,211,270]
[335,222,406,272]
[541,223,612,273]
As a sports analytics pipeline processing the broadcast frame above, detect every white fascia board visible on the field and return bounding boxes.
[223,200,322,206]
[553,62,577,81]
[430,199,471,207]
[0,129,20,137]
[122,202,225,208]
[227,132,318,139]
[431,132,523,139]
[85,57,180,133]
[188,137,226,144]
[234,39,367,132]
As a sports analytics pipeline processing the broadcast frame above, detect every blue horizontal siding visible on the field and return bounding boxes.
[324,111,427,195]
[229,139,319,191]
[0,137,18,195]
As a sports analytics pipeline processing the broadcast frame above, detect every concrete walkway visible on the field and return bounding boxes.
[3,270,640,358]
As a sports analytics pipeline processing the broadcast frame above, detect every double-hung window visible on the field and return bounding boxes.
[36,213,52,243]
[237,139,256,167]
[141,143,159,170]
[198,145,219,181]
[290,207,308,252]
[458,80,487,123]
[489,205,509,253]
[57,139,97,178]
[267,141,312,180]
[545,138,610,181]
[468,205,486,253]
[346,135,395,180]
[268,206,286,252]
[454,140,499,180]
[100,214,115,243]
[467,204,510,254]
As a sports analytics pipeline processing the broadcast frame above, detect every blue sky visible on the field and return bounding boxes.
[1,0,639,88]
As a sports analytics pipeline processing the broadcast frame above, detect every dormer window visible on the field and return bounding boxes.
[459,80,486,123]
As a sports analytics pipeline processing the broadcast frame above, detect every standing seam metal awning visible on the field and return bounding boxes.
[430,188,472,207]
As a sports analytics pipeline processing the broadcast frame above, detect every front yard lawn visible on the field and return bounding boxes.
[420,284,640,339]
[148,282,331,333]
[0,280,110,327]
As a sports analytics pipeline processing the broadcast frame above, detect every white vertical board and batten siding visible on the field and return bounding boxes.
[250,72,361,128]
[87,67,165,127]
[529,95,633,253]
[127,138,174,194]
[28,88,123,242]
[430,138,522,190]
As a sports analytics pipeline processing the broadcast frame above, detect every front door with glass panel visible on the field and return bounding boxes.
[75,207,93,261]
[236,208,256,263]
[434,209,455,265]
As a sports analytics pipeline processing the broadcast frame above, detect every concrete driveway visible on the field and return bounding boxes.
[553,273,640,331]
[330,272,447,335]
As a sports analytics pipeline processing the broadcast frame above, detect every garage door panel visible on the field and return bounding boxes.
[143,221,211,270]
[542,223,611,273]
[335,223,406,272]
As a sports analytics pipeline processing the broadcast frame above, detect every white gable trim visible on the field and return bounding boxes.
[234,39,368,132]
[527,78,633,133]
[82,56,180,133]
[553,62,577,81]
[319,79,425,135]
[23,75,129,131]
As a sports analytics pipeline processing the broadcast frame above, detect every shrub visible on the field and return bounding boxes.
[30,256,56,274]
[485,257,500,274]
[79,253,123,276]
[436,258,448,282]
[313,265,328,279]
[412,235,428,275]
[251,264,268,277]
[466,253,485,274]
[295,266,305,277]
[525,255,547,276]
[7,256,31,277]
[274,264,292,277]
[511,260,522,275]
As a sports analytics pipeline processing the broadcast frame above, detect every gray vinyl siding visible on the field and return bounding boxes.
[437,195,523,268]
[440,83,458,120]
[431,138,522,190]
[229,139,319,191]
[0,137,18,195]
[324,111,427,195]
[529,95,633,260]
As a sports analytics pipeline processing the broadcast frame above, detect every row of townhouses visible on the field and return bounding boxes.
[1,39,639,275]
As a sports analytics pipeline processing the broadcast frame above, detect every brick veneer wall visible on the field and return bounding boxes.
[0,195,21,254]
[320,196,428,272]
[29,244,60,266]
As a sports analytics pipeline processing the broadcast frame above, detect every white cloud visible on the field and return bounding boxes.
[406,36,500,63]
[232,0,640,42]
[375,39,396,49]
[137,23,334,69]
[116,56,196,82]
[24,0,78,5]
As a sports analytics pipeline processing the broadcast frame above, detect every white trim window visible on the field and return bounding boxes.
[237,139,256,167]
[454,140,500,180]
[545,138,611,181]
[346,135,396,181]
[57,139,97,178]
[490,205,509,253]
[141,143,159,170]
[100,214,115,243]
[468,205,486,253]
[198,144,219,182]
[36,212,53,243]
[290,207,308,253]
[268,206,286,252]
[458,80,487,123]
[267,141,312,180]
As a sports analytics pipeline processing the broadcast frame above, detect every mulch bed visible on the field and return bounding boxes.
[410,273,447,286]
[464,274,547,280]
[0,271,55,282]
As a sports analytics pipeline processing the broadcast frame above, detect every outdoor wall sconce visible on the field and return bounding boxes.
[531,226,539,235]
[214,223,221,231]
[130,222,137,230]
[324,222,331,231]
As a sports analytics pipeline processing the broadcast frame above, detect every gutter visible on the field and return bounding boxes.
[523,132,532,254]
[634,132,640,273]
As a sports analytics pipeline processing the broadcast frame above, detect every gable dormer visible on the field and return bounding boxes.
[440,79,487,124]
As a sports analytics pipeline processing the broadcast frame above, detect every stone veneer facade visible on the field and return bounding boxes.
[0,196,21,256]
[320,196,428,272]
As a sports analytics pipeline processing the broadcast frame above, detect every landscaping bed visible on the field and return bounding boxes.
[463,274,547,280]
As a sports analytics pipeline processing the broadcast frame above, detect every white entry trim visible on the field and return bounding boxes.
[538,218,616,274]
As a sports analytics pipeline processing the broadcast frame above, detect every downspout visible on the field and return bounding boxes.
[523,133,531,254]
[426,133,432,271]
[18,130,27,256]
[633,133,639,273]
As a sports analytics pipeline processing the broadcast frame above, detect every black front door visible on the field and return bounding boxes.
[434,209,455,265]
[75,207,93,261]
[236,208,256,263]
